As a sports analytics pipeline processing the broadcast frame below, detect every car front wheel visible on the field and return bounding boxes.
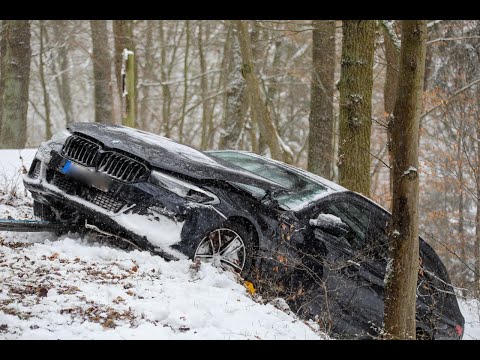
[193,221,255,276]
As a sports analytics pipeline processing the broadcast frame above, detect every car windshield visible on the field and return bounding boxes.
[208,151,328,210]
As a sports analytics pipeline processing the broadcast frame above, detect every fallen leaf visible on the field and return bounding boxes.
[37,287,48,298]
[103,319,116,329]
[244,281,256,295]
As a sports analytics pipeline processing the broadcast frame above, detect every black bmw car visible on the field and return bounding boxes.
[24,122,464,339]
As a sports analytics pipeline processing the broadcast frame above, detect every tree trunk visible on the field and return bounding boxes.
[179,20,190,143]
[0,20,31,149]
[457,126,467,296]
[159,21,172,137]
[219,22,248,150]
[38,20,52,140]
[383,21,400,201]
[383,20,427,340]
[198,22,210,150]
[0,21,6,136]
[139,21,154,131]
[307,20,336,180]
[90,20,113,123]
[51,20,73,125]
[476,84,480,297]
[112,20,135,98]
[235,20,292,163]
[337,20,376,196]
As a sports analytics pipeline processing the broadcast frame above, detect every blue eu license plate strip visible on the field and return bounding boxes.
[60,160,73,174]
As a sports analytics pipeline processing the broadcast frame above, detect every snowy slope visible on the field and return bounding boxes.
[460,299,480,340]
[0,149,326,340]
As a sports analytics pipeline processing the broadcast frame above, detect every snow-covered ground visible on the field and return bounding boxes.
[460,298,480,340]
[0,149,326,340]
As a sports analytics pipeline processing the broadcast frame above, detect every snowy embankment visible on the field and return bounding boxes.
[0,149,326,339]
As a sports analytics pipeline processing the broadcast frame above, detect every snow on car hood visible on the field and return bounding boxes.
[68,123,286,193]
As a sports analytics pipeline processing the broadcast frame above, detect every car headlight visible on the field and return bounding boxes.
[50,129,72,144]
[150,170,219,205]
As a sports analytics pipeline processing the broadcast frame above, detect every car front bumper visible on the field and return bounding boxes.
[23,147,225,260]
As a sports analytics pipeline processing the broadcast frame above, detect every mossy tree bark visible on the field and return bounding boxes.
[113,20,137,127]
[338,20,376,196]
[383,20,427,340]
[112,20,135,98]
[307,20,336,180]
[90,20,113,124]
[0,20,31,149]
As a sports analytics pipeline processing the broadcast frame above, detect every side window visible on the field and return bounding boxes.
[322,201,372,251]
[368,214,390,261]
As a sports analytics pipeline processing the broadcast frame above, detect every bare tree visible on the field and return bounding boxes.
[198,22,211,150]
[307,20,336,180]
[51,20,73,125]
[235,20,293,163]
[90,20,113,123]
[337,20,376,196]
[383,20,427,340]
[218,22,247,150]
[179,20,190,143]
[38,21,52,140]
[112,20,135,99]
[382,20,400,199]
[0,20,32,149]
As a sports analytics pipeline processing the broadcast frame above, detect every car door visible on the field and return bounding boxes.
[313,195,388,338]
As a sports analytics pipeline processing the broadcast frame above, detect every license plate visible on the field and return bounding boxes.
[59,160,112,192]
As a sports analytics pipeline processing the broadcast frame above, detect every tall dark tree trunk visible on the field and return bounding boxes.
[0,20,31,149]
[337,20,376,196]
[112,20,135,98]
[307,20,336,180]
[90,20,113,123]
[112,20,137,128]
[383,20,427,340]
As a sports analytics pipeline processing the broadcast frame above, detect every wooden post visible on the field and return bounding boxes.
[122,48,136,128]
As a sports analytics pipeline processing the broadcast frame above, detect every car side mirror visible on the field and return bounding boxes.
[309,213,350,238]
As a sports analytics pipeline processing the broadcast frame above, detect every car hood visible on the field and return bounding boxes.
[68,123,286,192]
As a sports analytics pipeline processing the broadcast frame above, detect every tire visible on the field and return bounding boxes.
[193,220,255,277]
[33,201,57,221]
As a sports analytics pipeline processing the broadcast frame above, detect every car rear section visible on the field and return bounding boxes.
[417,240,465,339]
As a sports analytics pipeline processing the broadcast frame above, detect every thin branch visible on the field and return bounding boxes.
[421,78,480,120]
[428,36,480,45]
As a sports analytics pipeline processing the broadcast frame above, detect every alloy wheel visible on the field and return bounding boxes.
[194,228,246,273]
